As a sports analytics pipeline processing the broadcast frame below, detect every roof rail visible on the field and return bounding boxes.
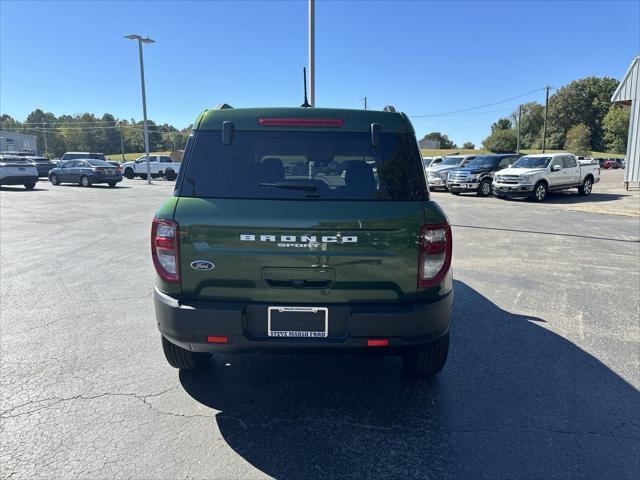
[217,103,233,109]
[383,105,397,113]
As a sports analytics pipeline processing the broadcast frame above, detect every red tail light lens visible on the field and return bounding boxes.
[151,218,180,283]
[258,118,344,127]
[418,224,452,288]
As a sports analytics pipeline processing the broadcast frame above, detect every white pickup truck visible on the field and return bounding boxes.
[493,153,600,202]
[121,155,180,181]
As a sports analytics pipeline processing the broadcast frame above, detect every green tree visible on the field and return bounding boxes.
[462,142,475,149]
[482,129,517,153]
[602,104,630,154]
[564,124,591,156]
[101,113,121,155]
[420,132,455,149]
[546,76,619,151]
[512,102,544,149]
[491,118,512,131]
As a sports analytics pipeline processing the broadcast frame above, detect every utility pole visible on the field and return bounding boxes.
[308,0,315,107]
[119,121,126,161]
[363,97,368,110]
[125,34,155,184]
[42,122,48,157]
[516,104,522,154]
[542,85,551,153]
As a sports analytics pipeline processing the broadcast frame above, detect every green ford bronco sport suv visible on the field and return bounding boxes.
[152,106,453,377]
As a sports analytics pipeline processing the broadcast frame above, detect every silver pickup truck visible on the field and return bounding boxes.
[493,153,600,202]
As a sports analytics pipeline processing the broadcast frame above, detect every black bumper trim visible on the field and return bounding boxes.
[155,287,452,354]
[0,176,38,186]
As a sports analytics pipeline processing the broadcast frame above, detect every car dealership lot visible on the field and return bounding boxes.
[1,178,639,479]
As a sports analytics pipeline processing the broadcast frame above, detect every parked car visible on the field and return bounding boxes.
[615,158,625,169]
[0,154,38,190]
[121,155,180,180]
[26,156,56,177]
[61,152,107,161]
[603,159,617,169]
[153,106,452,377]
[493,153,600,201]
[446,154,520,196]
[425,156,445,168]
[425,155,476,190]
[49,159,123,187]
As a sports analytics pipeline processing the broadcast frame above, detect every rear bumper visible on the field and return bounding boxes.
[155,287,452,354]
[90,174,122,184]
[0,175,38,185]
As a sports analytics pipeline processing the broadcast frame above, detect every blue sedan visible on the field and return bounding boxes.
[49,159,123,187]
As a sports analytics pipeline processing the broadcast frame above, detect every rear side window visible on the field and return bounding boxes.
[178,131,427,200]
[562,156,577,168]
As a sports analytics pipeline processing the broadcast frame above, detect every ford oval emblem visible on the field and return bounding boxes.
[190,260,215,271]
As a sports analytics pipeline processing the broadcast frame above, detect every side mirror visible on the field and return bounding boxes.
[551,164,562,172]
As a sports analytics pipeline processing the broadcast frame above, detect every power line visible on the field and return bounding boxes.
[0,124,189,134]
[410,88,546,118]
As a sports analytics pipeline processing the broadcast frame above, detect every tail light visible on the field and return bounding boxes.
[151,218,180,283]
[418,224,452,288]
[116,166,123,173]
[92,167,102,174]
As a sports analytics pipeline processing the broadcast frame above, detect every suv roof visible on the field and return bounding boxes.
[194,107,413,133]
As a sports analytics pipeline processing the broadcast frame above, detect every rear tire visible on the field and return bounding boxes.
[578,177,593,196]
[50,174,59,185]
[161,336,211,370]
[108,182,117,188]
[139,173,147,180]
[451,191,460,196]
[477,179,492,197]
[402,333,449,377]
[124,168,134,179]
[80,175,91,187]
[165,170,176,181]
[24,183,36,190]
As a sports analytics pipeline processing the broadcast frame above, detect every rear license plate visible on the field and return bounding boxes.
[268,306,328,338]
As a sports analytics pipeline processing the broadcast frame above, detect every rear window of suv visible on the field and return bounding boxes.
[178,130,427,200]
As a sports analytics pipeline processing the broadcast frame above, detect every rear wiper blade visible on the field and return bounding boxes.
[259,182,318,192]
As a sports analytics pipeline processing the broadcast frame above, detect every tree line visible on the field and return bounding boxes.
[419,76,630,156]
[0,109,191,158]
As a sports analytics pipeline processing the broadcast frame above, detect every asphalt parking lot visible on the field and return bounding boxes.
[1,173,639,479]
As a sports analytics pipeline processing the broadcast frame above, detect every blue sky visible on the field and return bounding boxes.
[1,0,639,146]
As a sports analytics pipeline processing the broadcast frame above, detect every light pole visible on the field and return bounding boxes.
[542,85,551,153]
[125,34,155,184]
[117,120,126,162]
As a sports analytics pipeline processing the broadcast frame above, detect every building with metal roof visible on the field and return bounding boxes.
[611,56,639,187]
[0,131,38,154]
